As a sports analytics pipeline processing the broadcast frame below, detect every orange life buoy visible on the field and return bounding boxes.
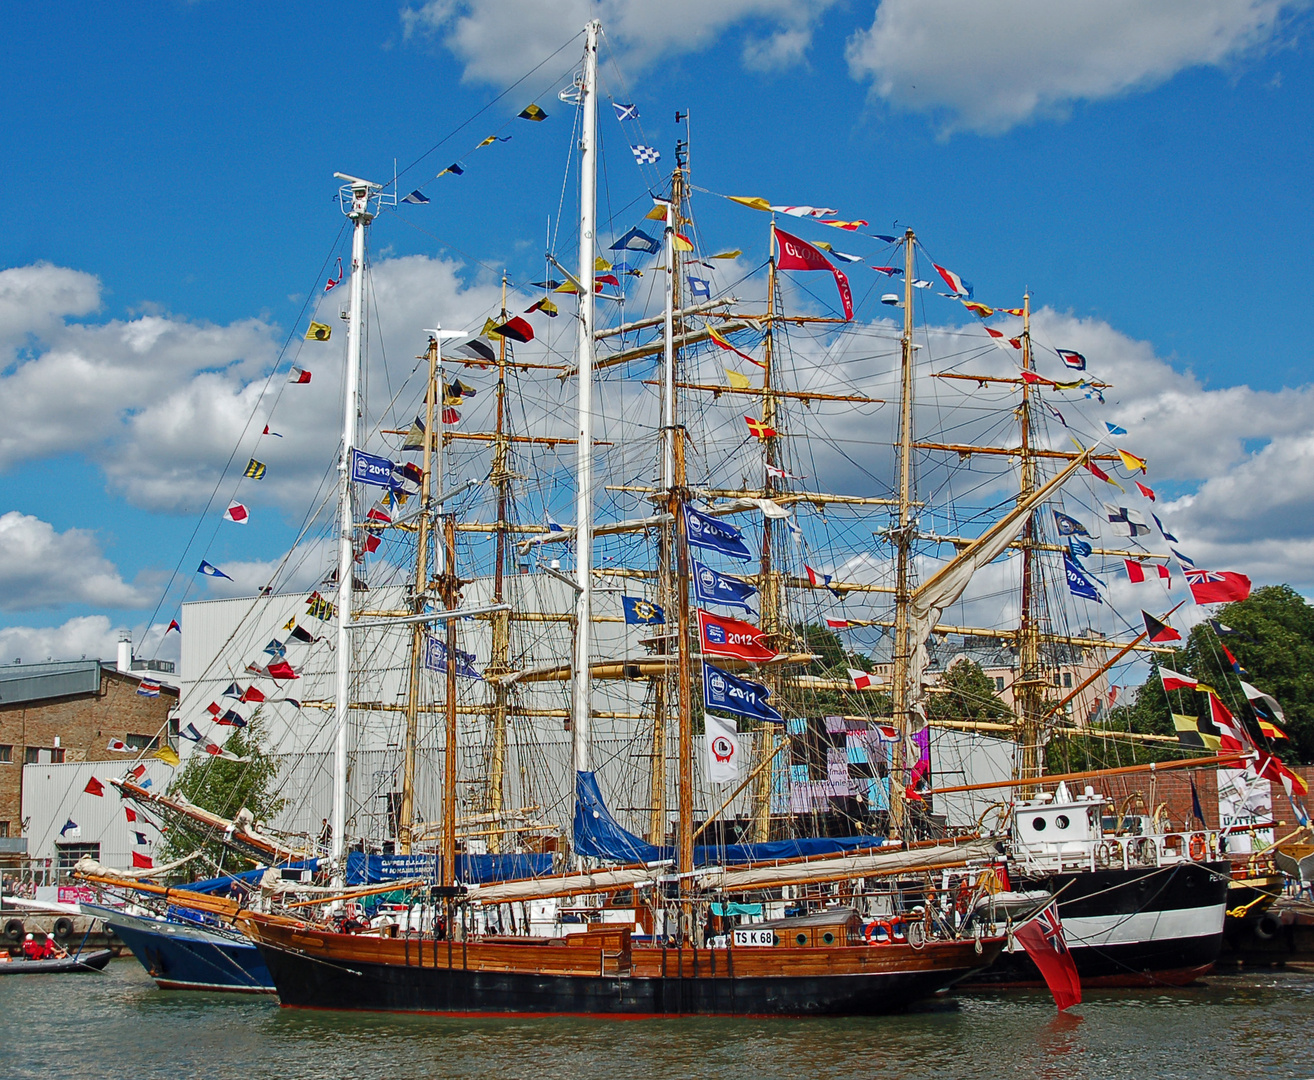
[863,920,893,944]
[889,916,906,942]
[1189,833,1207,861]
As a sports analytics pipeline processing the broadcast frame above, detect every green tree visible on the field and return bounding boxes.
[156,717,286,880]
[927,659,1013,725]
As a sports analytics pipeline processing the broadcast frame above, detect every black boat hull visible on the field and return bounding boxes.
[968,860,1229,988]
[255,943,996,1017]
[0,949,113,974]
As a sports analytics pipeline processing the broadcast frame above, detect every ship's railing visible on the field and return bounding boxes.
[1014,830,1220,873]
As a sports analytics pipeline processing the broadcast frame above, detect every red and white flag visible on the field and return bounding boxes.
[224,501,249,524]
[1185,568,1251,605]
[324,257,342,292]
[848,668,873,690]
[1209,694,1252,752]
[697,609,777,662]
[774,226,853,320]
[1124,559,1169,584]
[933,262,971,297]
[1135,481,1156,501]
[106,738,132,753]
[288,367,312,384]
[1014,902,1082,1011]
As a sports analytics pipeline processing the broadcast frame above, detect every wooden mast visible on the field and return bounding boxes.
[397,334,440,853]
[486,274,512,849]
[749,221,781,843]
[888,227,917,837]
[1014,292,1045,788]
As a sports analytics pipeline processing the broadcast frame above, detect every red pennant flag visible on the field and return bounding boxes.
[131,852,154,869]
[1209,694,1251,752]
[1014,903,1082,1011]
[166,619,181,633]
[1142,610,1181,642]
[125,808,137,823]
[239,686,266,704]
[774,226,853,321]
[84,776,105,797]
[697,608,777,662]
[265,660,299,680]
[130,764,147,779]
[1135,481,1156,501]
[206,701,221,716]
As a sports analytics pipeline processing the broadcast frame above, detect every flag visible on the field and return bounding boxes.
[1143,610,1181,643]
[1159,668,1198,693]
[1084,459,1122,488]
[518,103,547,121]
[223,501,249,525]
[349,448,397,488]
[215,709,246,727]
[1256,752,1308,799]
[1209,618,1249,639]
[526,297,559,317]
[137,678,161,698]
[932,263,973,298]
[871,266,902,276]
[400,189,429,204]
[1190,777,1207,823]
[264,638,286,658]
[180,723,204,743]
[286,625,317,645]
[771,205,837,217]
[595,273,621,289]
[1067,537,1092,559]
[1105,422,1128,436]
[202,741,247,762]
[1013,903,1081,1011]
[489,316,534,343]
[697,609,777,662]
[106,738,130,752]
[401,416,426,451]
[684,505,752,561]
[702,662,781,723]
[962,301,994,318]
[1064,552,1102,602]
[1221,643,1248,677]
[288,367,311,384]
[710,249,741,260]
[60,819,80,838]
[1105,505,1151,537]
[1135,481,1156,501]
[84,776,104,797]
[688,276,710,299]
[222,682,242,699]
[621,596,666,626]
[132,852,153,869]
[132,831,149,845]
[1209,694,1251,752]
[265,660,299,680]
[477,134,511,147]
[804,565,843,598]
[307,592,336,620]
[240,685,266,703]
[1240,680,1287,739]
[243,459,266,480]
[817,218,867,231]
[673,232,694,252]
[1152,514,1178,542]
[764,461,806,481]
[1056,349,1086,370]
[454,337,496,364]
[745,416,776,440]
[166,619,180,633]
[305,321,331,341]
[848,668,874,691]
[612,101,639,120]
[705,712,742,783]
[1125,560,1170,584]
[422,636,481,679]
[826,618,854,629]
[629,144,660,164]
[724,369,751,390]
[441,407,460,426]
[206,701,222,716]
[1053,511,1090,536]
[1185,569,1251,605]
[129,764,147,780]
[708,327,762,367]
[324,257,342,292]
[152,746,180,767]
[1118,449,1148,473]
[775,227,854,320]
[437,163,464,177]
[692,560,758,614]
[125,808,137,823]
[609,227,661,254]
[728,195,773,212]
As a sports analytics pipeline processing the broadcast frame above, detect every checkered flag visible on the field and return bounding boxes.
[630,144,661,165]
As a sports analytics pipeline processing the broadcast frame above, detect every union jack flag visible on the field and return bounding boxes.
[1184,568,1225,584]
[1034,902,1068,954]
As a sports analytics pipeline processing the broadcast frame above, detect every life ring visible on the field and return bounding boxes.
[863,920,892,944]
[53,917,75,941]
[1188,834,1207,862]
[3,919,23,942]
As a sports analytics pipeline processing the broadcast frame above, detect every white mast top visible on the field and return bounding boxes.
[329,174,383,891]
[570,20,601,776]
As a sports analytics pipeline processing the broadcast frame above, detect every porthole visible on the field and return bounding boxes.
[822,931,836,945]
[1032,817,1047,831]
[1055,814,1070,829]
[795,932,808,946]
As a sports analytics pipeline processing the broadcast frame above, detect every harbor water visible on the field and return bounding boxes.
[4,958,1312,1079]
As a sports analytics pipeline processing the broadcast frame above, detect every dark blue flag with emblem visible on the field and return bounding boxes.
[1064,552,1102,602]
[691,560,757,614]
[1066,536,1092,560]
[703,662,783,723]
[621,596,665,625]
[683,505,752,561]
[1053,511,1089,536]
[423,636,481,679]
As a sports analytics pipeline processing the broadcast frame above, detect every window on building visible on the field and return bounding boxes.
[23,747,64,764]
[0,745,11,763]
[52,748,64,763]
[1063,672,1073,688]
[0,821,9,837]
[125,733,160,751]
[56,842,99,877]
[24,747,39,764]
[995,677,1005,692]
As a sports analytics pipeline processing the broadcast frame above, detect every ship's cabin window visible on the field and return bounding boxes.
[1055,814,1070,830]
[1032,817,1047,831]
[795,932,808,946]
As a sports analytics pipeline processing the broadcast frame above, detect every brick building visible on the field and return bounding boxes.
[0,660,178,861]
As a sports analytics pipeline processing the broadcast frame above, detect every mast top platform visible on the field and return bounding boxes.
[334,173,393,221]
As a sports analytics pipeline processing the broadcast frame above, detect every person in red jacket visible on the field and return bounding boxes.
[41,936,66,960]
[22,933,41,960]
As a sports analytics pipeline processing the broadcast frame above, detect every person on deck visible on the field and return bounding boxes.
[22,933,41,960]
[41,936,66,960]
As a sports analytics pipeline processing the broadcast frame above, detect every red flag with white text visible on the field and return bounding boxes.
[774,227,853,320]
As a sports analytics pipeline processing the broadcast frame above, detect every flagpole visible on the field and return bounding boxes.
[329,174,379,896]
[571,20,601,788]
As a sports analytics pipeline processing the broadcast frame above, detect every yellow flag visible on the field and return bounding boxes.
[710,250,741,259]
[728,195,772,212]
[814,241,834,252]
[305,321,332,341]
[482,316,502,337]
[673,233,693,252]
[595,255,612,271]
[645,202,669,221]
[153,746,181,768]
[725,369,751,390]
[1118,449,1148,473]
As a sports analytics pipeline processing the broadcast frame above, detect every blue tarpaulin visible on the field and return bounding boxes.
[185,859,319,894]
[344,851,553,887]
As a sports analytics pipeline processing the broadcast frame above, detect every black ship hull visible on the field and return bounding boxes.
[255,941,999,1017]
[967,860,1229,988]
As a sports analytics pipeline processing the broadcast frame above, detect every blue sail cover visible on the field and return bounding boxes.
[185,858,319,894]
[344,851,553,886]
[574,771,666,862]
[575,770,885,865]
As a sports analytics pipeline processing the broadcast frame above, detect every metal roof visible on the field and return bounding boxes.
[0,661,102,707]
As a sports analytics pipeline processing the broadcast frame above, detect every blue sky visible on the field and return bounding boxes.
[2,1,1312,661]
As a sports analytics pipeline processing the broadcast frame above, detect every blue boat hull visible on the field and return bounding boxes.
[82,905,273,993]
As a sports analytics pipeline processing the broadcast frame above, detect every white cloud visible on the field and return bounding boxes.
[401,0,835,84]
[0,512,150,612]
[0,263,101,346]
[846,0,1307,134]
[0,615,179,668]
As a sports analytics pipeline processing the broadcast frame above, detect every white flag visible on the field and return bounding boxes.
[705,713,742,784]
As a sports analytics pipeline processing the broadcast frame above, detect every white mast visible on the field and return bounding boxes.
[571,21,601,777]
[329,173,380,890]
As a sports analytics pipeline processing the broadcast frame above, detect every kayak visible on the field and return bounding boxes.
[0,949,113,974]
